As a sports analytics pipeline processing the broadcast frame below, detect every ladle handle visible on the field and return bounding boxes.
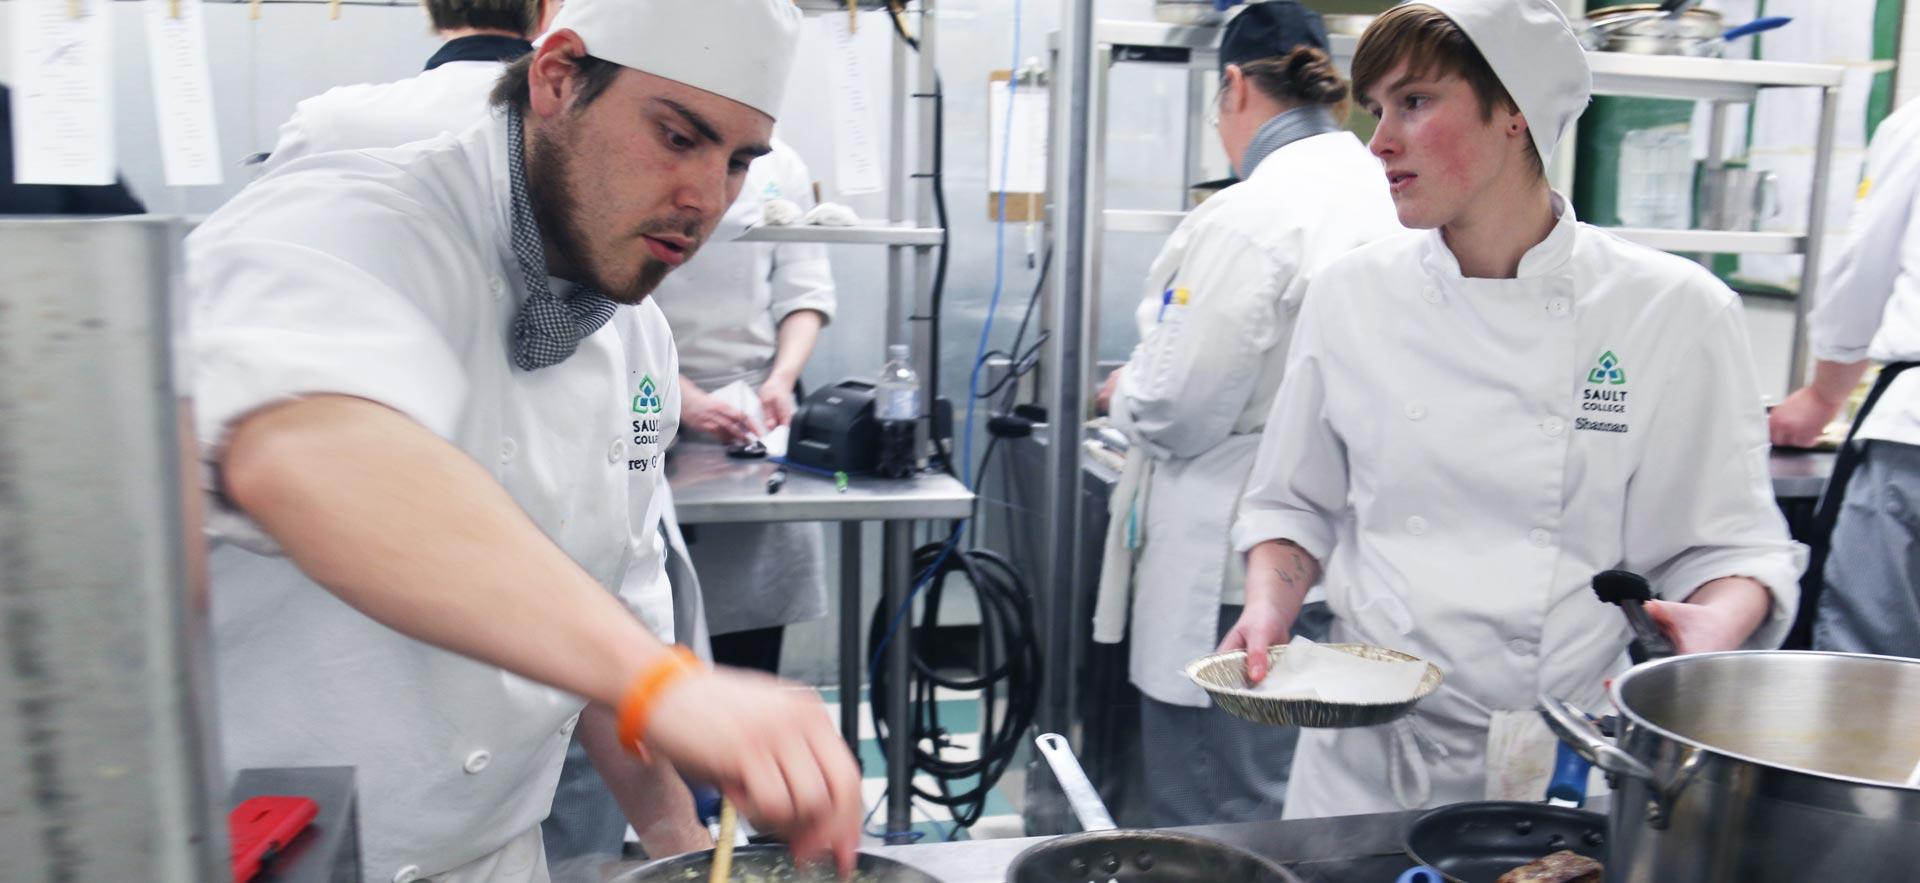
[1034,733,1117,832]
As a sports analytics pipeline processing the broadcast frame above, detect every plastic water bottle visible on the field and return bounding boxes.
[874,344,919,478]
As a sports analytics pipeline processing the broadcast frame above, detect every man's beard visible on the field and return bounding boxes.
[526,128,694,305]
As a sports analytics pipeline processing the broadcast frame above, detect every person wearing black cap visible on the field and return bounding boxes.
[1089,0,1401,826]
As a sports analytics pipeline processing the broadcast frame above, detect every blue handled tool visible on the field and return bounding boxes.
[1396,867,1443,883]
[1721,16,1792,42]
[1546,739,1594,807]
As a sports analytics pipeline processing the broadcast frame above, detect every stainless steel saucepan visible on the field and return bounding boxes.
[1541,650,1920,882]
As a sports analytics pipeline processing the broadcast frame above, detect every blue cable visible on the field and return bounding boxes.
[865,0,1023,836]
[870,0,1022,682]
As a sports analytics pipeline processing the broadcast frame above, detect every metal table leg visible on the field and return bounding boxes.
[883,519,915,842]
[840,522,864,761]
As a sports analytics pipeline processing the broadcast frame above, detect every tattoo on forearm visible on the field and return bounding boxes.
[1267,537,1313,595]
[1270,553,1311,592]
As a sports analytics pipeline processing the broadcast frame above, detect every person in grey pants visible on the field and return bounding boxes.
[1770,98,1920,658]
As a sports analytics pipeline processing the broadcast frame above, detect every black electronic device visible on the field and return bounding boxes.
[788,379,880,474]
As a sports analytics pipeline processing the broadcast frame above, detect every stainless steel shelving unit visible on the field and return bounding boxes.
[735,223,945,246]
[787,1,949,845]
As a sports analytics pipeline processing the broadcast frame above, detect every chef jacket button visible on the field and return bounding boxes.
[561,714,579,737]
[1507,638,1537,656]
[1404,402,1427,421]
[1528,528,1553,548]
[463,750,491,774]
[1546,297,1571,317]
[1420,287,1443,305]
[489,277,507,300]
[393,865,423,883]
[608,439,627,463]
[1405,516,1428,536]
[1541,417,1566,438]
[499,437,517,464]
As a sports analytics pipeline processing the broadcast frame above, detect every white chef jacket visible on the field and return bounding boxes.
[188,112,679,882]
[1232,196,1805,818]
[1809,98,1920,446]
[1098,130,1401,706]
[260,59,509,174]
[652,137,835,390]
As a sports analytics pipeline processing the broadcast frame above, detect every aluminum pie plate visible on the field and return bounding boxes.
[1185,643,1444,729]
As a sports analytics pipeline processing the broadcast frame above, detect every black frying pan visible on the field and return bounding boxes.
[1403,801,1607,883]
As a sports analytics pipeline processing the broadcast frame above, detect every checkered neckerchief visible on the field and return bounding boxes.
[504,106,619,371]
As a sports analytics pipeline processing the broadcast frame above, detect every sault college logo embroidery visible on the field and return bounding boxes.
[1578,350,1630,434]
[631,375,664,414]
[1587,350,1626,385]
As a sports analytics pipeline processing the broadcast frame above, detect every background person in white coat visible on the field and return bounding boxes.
[653,138,834,674]
[1088,1,1402,827]
[259,0,557,172]
[1770,98,1920,658]
[187,2,862,880]
[1223,0,1804,819]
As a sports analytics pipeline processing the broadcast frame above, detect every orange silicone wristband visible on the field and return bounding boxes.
[616,645,701,754]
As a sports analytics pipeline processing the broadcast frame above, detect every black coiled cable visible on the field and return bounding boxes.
[866,536,1042,830]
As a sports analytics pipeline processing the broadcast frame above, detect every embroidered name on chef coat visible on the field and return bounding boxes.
[1576,350,1632,434]
[629,374,665,472]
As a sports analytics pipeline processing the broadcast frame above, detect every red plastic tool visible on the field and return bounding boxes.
[230,795,318,882]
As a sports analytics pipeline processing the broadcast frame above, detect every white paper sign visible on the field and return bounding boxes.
[10,0,115,186]
[822,14,884,196]
[988,78,1049,194]
[143,0,223,186]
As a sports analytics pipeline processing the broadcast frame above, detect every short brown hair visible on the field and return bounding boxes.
[1351,5,1538,170]
[489,52,624,115]
[425,0,541,36]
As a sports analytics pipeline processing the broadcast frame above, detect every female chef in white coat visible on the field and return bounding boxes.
[1223,0,1804,818]
[1090,0,1401,826]
[652,137,834,673]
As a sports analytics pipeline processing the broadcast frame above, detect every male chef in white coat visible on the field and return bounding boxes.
[1770,98,1920,658]
[260,0,557,173]
[187,1,861,881]
[1223,0,1803,817]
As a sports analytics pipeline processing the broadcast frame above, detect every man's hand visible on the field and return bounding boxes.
[758,373,798,429]
[1095,368,1122,416]
[1646,577,1773,655]
[682,385,761,443]
[1769,385,1845,448]
[644,668,862,876]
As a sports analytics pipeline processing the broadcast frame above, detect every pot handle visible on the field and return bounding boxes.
[1034,733,1118,832]
[1537,694,1658,785]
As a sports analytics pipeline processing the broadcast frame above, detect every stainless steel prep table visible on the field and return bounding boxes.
[666,441,974,842]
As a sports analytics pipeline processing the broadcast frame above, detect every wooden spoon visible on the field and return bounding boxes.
[708,798,738,883]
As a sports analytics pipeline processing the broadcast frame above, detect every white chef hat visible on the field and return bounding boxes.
[1413,0,1592,166]
[536,0,804,120]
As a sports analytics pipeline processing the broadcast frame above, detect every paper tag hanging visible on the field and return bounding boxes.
[10,0,116,186]
[144,0,223,186]
[822,13,884,197]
